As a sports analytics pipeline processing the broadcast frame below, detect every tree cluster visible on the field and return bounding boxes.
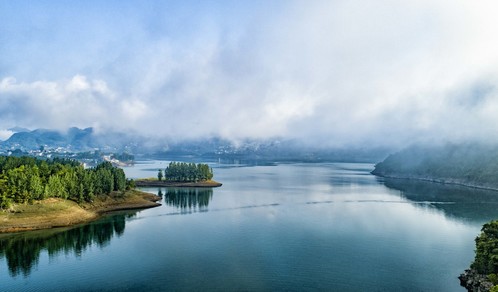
[0,156,129,209]
[161,162,213,182]
[472,220,498,275]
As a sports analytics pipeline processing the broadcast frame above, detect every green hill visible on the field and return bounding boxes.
[372,143,498,190]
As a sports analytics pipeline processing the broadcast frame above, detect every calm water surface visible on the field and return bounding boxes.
[2,161,498,291]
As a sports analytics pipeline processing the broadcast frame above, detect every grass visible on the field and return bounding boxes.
[0,190,160,233]
[0,198,95,233]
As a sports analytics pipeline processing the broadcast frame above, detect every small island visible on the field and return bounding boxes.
[135,162,222,188]
[0,156,160,233]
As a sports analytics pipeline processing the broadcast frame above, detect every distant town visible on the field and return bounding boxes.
[0,146,134,168]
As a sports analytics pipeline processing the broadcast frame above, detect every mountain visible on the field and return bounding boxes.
[1,127,94,151]
[0,127,392,162]
[372,143,498,190]
[8,127,30,133]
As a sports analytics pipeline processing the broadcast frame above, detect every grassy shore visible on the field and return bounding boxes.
[135,179,222,188]
[0,190,161,233]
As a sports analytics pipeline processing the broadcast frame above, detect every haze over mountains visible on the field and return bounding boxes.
[2,2,498,149]
[0,127,391,162]
[1,127,131,152]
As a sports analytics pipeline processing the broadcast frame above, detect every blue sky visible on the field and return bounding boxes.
[1,1,498,146]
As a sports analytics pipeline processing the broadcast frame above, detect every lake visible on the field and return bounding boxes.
[2,161,498,291]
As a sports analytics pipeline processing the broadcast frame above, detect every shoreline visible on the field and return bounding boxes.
[0,190,161,234]
[135,179,222,188]
[371,173,498,193]
[459,269,494,291]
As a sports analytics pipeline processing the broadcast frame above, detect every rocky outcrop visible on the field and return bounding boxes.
[459,269,494,292]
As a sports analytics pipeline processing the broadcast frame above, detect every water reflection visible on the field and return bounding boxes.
[0,213,134,277]
[382,178,498,223]
[164,188,213,212]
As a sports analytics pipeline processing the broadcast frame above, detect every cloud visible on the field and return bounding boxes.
[2,1,498,147]
[0,76,116,132]
[0,129,14,141]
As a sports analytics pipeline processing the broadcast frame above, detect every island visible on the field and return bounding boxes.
[0,156,160,233]
[135,162,222,188]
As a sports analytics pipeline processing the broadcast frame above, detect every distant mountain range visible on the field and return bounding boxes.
[1,127,128,152]
[0,127,392,163]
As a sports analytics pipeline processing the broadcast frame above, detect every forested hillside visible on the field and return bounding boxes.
[0,156,129,209]
[372,144,498,189]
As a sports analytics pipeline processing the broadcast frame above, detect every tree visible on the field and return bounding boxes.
[125,178,135,190]
[29,174,44,200]
[157,169,163,181]
[98,168,114,195]
[472,220,498,274]
[112,167,126,192]
[77,183,85,204]
[45,175,68,199]
[163,162,214,182]
[0,156,133,205]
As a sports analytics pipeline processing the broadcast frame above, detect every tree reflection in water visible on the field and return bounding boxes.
[0,213,135,278]
[163,188,213,213]
[382,177,498,223]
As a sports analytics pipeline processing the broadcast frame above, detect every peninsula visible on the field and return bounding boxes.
[0,156,160,233]
[0,190,160,233]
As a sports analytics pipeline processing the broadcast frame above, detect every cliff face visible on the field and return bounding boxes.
[371,143,498,191]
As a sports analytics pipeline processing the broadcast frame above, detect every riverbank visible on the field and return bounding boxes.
[135,179,222,188]
[0,190,161,233]
[372,173,498,192]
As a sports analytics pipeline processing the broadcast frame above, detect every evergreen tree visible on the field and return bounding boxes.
[77,183,85,204]
[0,156,137,206]
[29,175,44,200]
[45,175,68,199]
[472,220,498,274]
[112,168,126,192]
[163,162,214,182]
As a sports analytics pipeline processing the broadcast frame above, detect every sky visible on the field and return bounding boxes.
[1,0,498,147]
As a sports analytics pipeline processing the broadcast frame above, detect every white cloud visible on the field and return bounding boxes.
[0,76,116,131]
[0,130,14,141]
[2,1,498,146]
